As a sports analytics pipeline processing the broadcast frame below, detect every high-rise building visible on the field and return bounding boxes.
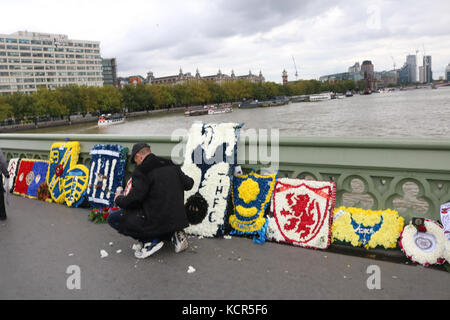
[445,63,450,81]
[398,63,410,85]
[419,66,425,83]
[406,55,417,83]
[348,62,360,73]
[423,56,432,84]
[361,60,376,90]
[0,31,103,94]
[102,58,117,86]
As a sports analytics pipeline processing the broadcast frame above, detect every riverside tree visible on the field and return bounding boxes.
[0,78,360,122]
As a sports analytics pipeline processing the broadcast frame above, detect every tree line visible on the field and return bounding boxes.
[0,79,360,122]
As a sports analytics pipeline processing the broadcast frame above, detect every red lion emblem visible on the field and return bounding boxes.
[280,193,319,239]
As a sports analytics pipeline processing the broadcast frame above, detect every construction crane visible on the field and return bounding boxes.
[292,56,299,80]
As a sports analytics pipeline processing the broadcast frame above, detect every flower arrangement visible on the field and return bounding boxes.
[267,178,336,250]
[7,158,20,193]
[37,182,52,202]
[86,144,128,208]
[25,160,50,199]
[228,171,277,244]
[13,159,36,197]
[398,219,447,267]
[63,164,90,207]
[331,206,405,249]
[88,206,119,224]
[46,141,81,204]
[182,122,243,237]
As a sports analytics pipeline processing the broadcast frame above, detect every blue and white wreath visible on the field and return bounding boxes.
[182,122,243,237]
[86,144,128,208]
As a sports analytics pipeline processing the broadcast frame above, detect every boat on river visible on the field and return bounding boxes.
[238,99,263,109]
[309,93,332,102]
[208,104,233,115]
[98,114,125,127]
[290,95,310,103]
[261,96,289,107]
[184,106,209,117]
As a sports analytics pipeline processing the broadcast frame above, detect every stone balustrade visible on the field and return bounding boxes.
[2,133,450,222]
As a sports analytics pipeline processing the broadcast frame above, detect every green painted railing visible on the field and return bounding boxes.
[2,133,450,222]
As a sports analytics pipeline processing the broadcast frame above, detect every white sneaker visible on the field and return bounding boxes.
[134,240,164,259]
[132,243,143,252]
[171,231,188,253]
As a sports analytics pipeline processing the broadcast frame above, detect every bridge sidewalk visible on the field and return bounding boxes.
[0,195,449,300]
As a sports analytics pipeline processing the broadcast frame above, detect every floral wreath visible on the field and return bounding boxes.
[331,207,404,250]
[398,219,447,267]
[229,171,277,244]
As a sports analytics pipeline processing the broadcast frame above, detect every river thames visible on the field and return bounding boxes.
[25,86,450,138]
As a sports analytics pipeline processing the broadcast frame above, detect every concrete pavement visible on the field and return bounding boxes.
[0,195,449,300]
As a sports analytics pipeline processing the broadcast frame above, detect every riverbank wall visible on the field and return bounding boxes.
[0,106,186,133]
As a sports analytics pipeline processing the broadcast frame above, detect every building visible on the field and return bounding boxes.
[319,71,364,83]
[282,69,288,85]
[201,69,232,85]
[419,66,425,83]
[446,63,450,81]
[102,58,117,86]
[398,63,411,85]
[406,55,417,83]
[378,70,399,87]
[348,62,360,73]
[361,60,376,90]
[0,31,103,94]
[146,69,264,85]
[423,56,432,84]
[146,68,194,85]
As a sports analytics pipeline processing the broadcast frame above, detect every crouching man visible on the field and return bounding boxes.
[109,142,194,259]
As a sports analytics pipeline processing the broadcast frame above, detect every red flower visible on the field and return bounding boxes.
[103,212,109,219]
[55,164,64,177]
[93,209,99,213]
[111,206,119,211]
[418,225,427,233]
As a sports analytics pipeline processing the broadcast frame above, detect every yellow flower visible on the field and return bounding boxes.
[236,205,258,218]
[238,178,260,204]
[332,206,404,249]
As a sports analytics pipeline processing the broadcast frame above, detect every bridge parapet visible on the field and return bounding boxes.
[1,133,450,222]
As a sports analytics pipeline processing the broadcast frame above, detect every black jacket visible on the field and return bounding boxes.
[115,153,194,239]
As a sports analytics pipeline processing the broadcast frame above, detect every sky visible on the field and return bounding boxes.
[1,0,450,83]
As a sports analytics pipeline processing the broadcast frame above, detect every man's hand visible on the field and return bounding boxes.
[114,193,121,203]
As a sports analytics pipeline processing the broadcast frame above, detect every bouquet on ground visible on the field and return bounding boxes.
[37,182,52,202]
[88,206,120,224]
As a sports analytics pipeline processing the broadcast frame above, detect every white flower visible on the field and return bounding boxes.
[182,123,241,238]
[267,177,335,249]
[400,219,446,266]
